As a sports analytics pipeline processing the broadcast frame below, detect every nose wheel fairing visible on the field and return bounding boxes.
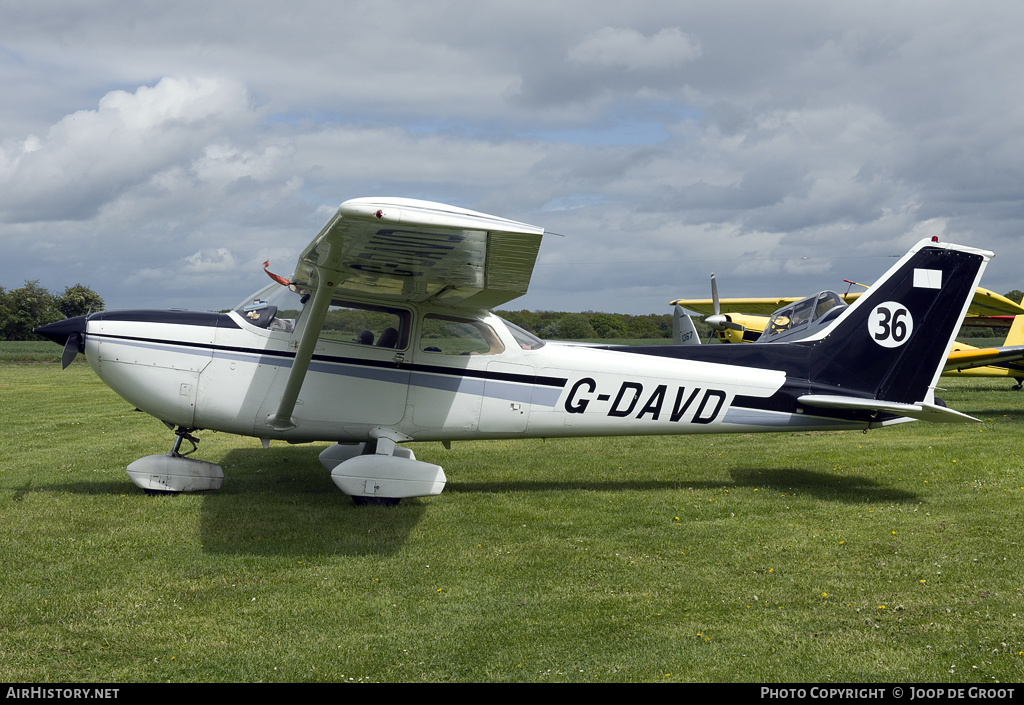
[126,428,224,494]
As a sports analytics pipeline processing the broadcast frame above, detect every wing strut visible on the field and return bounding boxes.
[266,268,337,431]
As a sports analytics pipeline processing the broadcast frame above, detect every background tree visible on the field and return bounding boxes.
[589,312,627,339]
[0,281,104,340]
[547,313,595,340]
[57,284,105,318]
[0,281,60,340]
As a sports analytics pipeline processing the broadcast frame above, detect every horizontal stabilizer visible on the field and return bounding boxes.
[797,394,980,423]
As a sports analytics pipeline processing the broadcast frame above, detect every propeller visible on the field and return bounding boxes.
[60,332,83,369]
[34,316,88,369]
[702,273,745,343]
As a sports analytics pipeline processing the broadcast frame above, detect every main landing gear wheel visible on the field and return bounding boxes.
[351,496,402,507]
[319,439,446,506]
[143,485,179,496]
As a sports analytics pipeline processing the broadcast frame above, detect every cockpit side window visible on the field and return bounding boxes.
[235,283,410,347]
[322,300,410,349]
[812,291,844,322]
[420,314,506,355]
[790,298,814,328]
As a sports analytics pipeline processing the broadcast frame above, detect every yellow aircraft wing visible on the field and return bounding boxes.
[673,287,1024,322]
[943,315,1024,374]
[669,296,802,316]
[944,344,1024,372]
[962,287,1024,319]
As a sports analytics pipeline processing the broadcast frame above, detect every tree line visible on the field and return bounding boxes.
[496,309,681,340]
[0,281,105,340]
[4,281,1022,342]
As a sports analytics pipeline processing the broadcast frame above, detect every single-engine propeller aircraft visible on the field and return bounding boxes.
[37,197,993,504]
[672,278,1024,388]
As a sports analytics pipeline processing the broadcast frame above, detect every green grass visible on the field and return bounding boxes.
[0,341,64,363]
[2,362,1023,682]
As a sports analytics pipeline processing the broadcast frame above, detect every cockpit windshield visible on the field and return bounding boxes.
[499,317,546,350]
[235,283,304,333]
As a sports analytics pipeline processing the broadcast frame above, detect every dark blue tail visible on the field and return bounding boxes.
[804,238,991,404]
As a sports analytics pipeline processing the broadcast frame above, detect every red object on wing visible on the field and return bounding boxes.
[263,260,290,286]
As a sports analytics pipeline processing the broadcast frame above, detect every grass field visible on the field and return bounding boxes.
[1,359,1023,683]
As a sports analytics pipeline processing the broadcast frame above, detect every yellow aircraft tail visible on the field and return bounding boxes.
[1003,315,1024,346]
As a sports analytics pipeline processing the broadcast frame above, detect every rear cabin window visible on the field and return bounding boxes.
[419,314,505,355]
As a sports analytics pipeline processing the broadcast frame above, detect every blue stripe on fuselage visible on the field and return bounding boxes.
[90,333,567,408]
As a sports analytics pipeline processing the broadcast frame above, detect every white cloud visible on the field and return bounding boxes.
[567,27,702,71]
[184,247,236,273]
[3,2,1024,312]
[0,76,253,222]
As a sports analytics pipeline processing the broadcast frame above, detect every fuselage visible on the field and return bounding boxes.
[73,282,885,447]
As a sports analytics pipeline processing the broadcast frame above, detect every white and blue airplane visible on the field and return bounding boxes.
[37,197,992,504]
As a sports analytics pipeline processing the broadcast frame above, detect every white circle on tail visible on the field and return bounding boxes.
[868,302,914,348]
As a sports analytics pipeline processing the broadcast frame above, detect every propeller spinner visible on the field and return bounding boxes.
[35,316,88,369]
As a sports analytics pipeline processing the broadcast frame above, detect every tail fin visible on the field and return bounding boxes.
[1003,314,1024,346]
[801,238,992,406]
[672,305,701,345]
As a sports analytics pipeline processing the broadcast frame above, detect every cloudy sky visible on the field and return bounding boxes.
[2,1,1023,315]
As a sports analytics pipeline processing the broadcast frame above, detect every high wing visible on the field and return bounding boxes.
[843,285,1023,323]
[957,286,1024,320]
[670,296,808,316]
[672,286,1024,322]
[291,197,545,310]
[268,197,545,431]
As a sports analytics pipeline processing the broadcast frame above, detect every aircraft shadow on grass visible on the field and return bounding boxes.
[196,447,427,556]
[727,467,920,504]
[19,450,919,555]
[444,466,920,504]
[958,407,1019,419]
[9,449,425,558]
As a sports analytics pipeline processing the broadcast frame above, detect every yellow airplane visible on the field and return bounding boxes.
[672,279,1024,388]
[946,315,1024,389]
